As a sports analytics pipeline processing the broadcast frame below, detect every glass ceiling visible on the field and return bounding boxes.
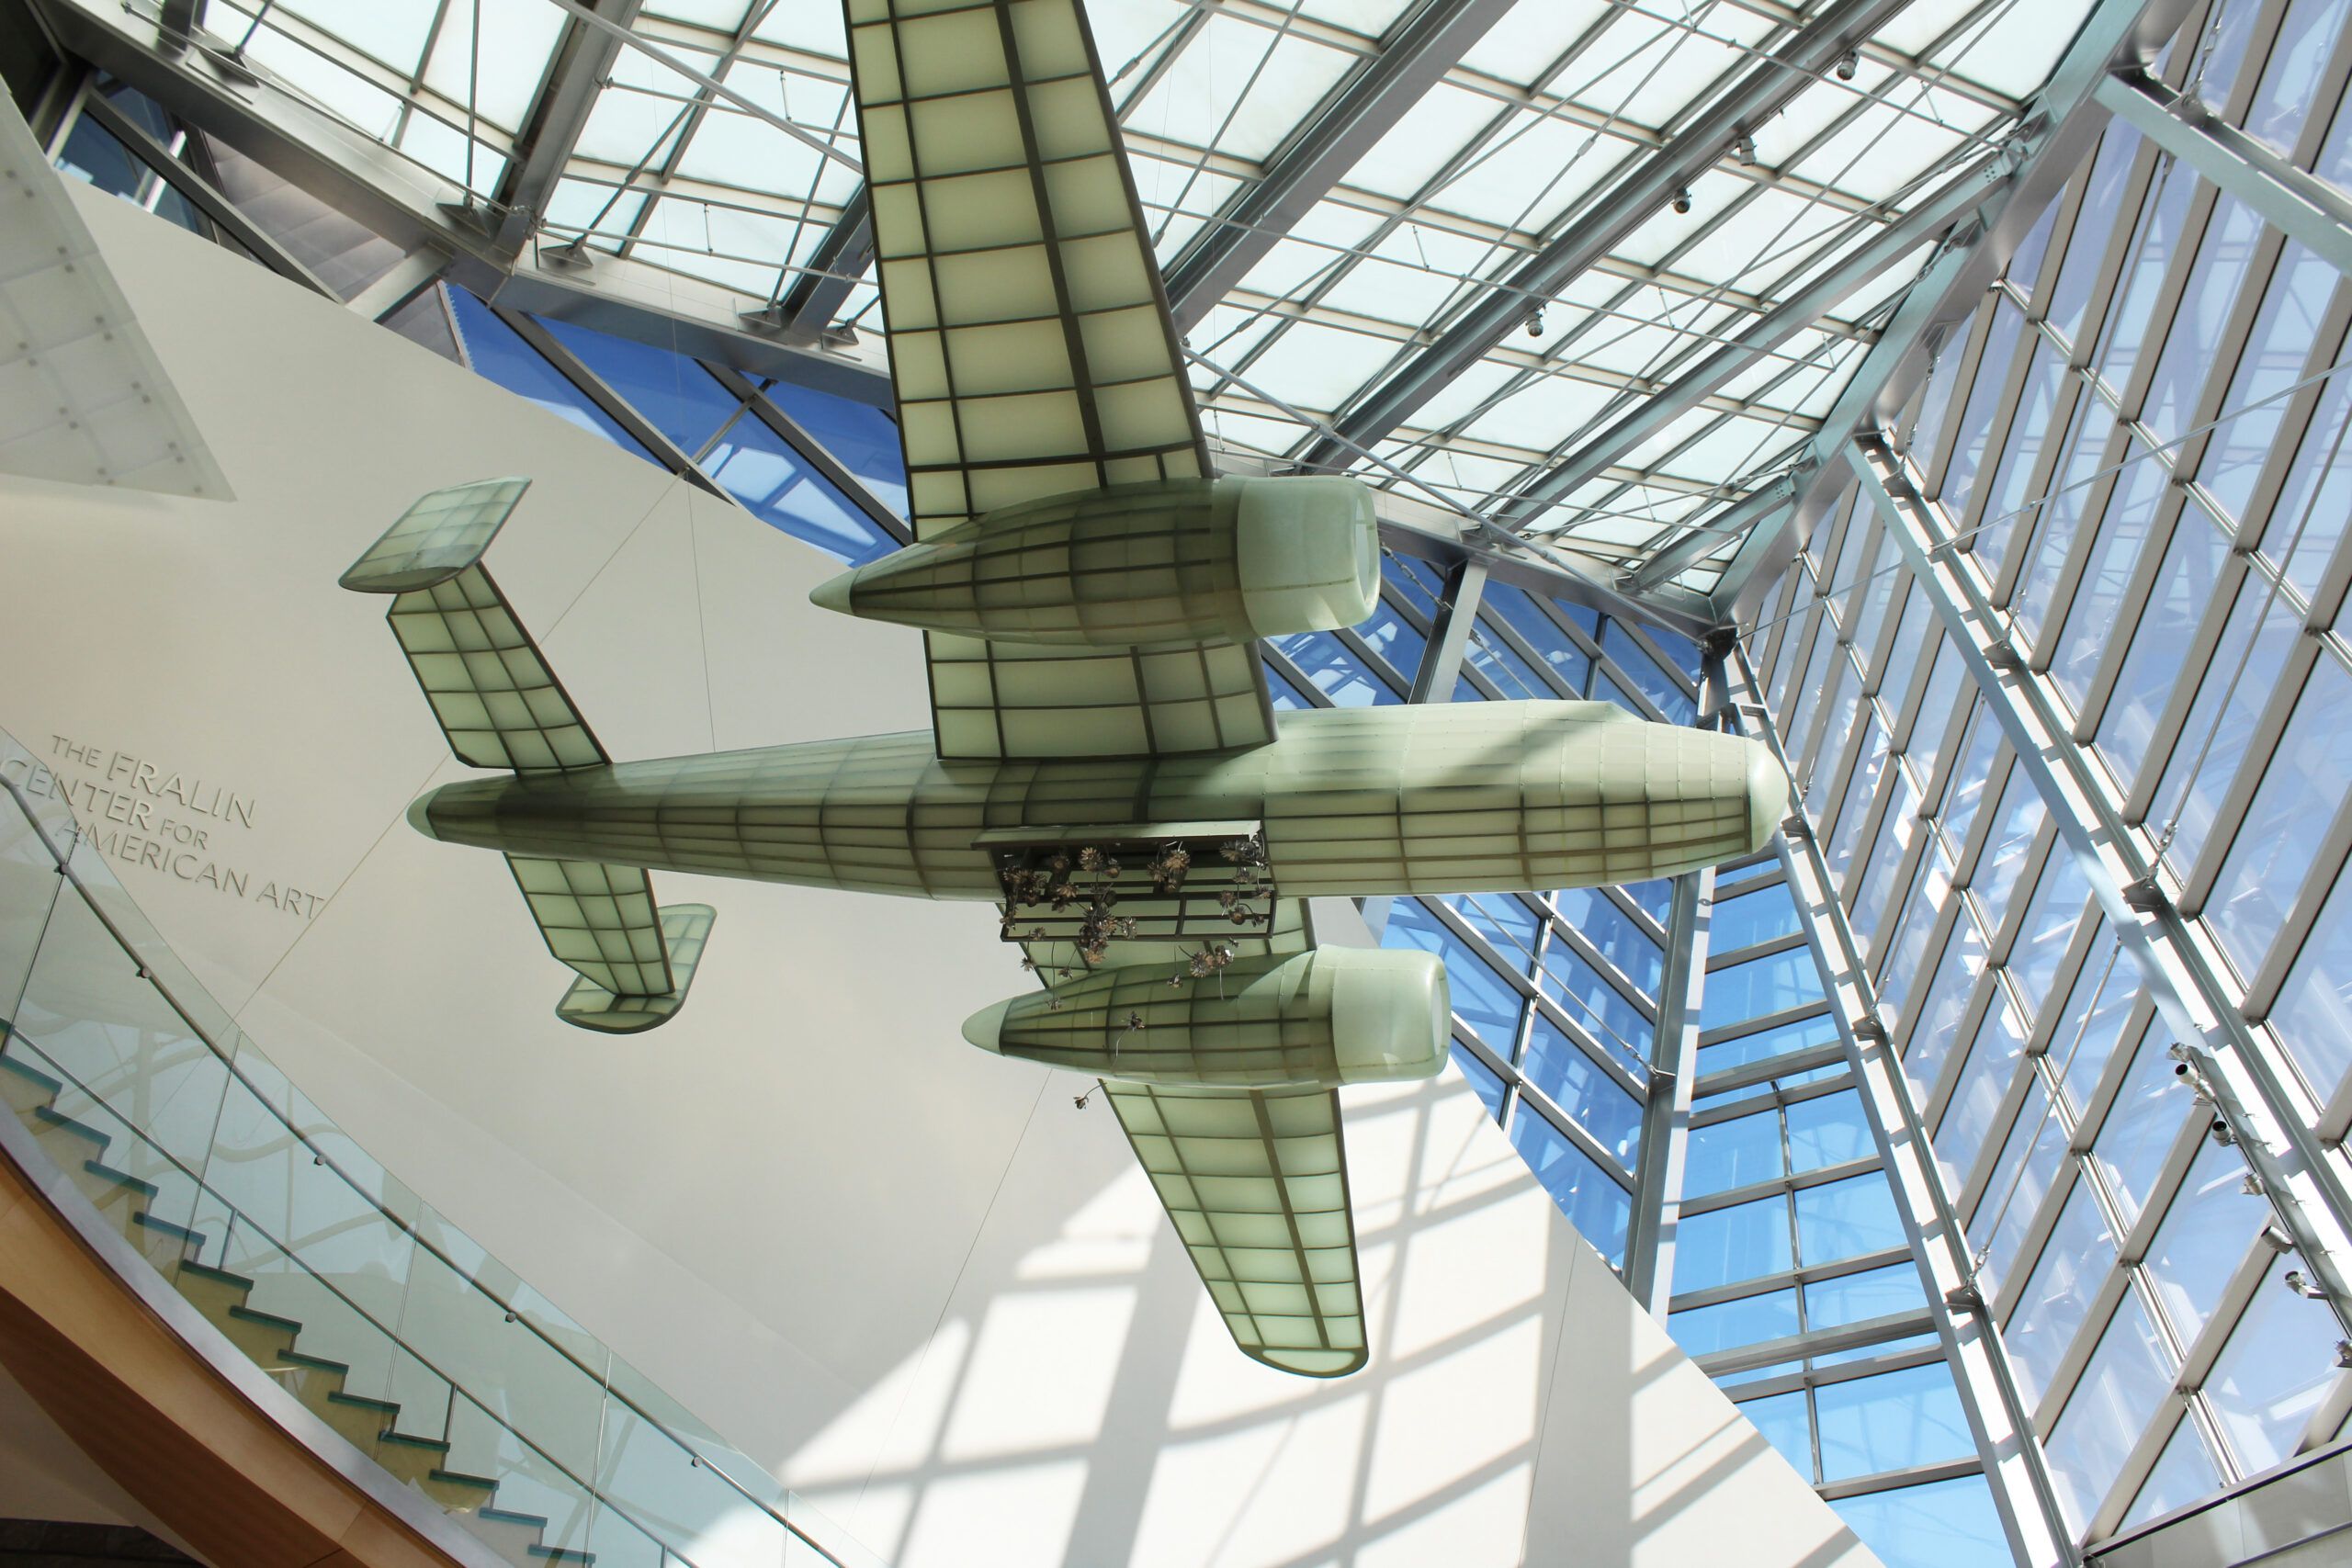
[185,0,2097,596]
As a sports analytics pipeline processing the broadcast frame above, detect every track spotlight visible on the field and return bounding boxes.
[1671,186,1692,215]
[1732,132,1756,164]
[1835,49,1860,81]
[1526,308,1545,338]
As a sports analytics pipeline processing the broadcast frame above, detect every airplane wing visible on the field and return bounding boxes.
[1101,1080,1365,1378]
[1020,899,1367,1375]
[842,0,1277,761]
[346,478,713,1030]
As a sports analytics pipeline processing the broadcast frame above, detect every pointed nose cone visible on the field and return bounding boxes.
[962,998,1011,1053]
[808,569,857,616]
[405,792,442,840]
[1747,743,1789,852]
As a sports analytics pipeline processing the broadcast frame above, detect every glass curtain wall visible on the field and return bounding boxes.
[1739,0,2352,1553]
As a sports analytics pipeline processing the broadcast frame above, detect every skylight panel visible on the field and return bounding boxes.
[542,177,647,247]
[420,0,564,132]
[1563,9,1738,133]
[641,0,760,28]
[1295,0,1415,33]
[397,112,508,196]
[1788,97,1974,206]
[1669,184,1856,294]
[1126,15,1352,163]
[272,0,435,76]
[1420,106,1625,234]
[1316,251,1464,330]
[222,17,408,142]
[1241,320,1403,412]
[1459,0,1619,86]
[573,41,724,166]
[634,196,776,293]
[1460,373,1617,452]
[674,70,846,199]
[1409,360,1525,434]
[1230,201,1384,299]
[1336,80,1501,202]
[750,0,845,54]
[1935,0,2092,96]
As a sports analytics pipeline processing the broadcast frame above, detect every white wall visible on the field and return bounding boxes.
[0,184,1880,1568]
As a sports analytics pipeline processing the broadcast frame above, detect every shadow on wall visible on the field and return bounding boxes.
[757,1069,1849,1568]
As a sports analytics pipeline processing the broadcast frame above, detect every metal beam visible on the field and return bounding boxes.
[1404,556,1488,703]
[701,361,911,545]
[27,0,895,405]
[2095,66,2352,280]
[1616,467,1811,596]
[1677,0,2199,626]
[1624,863,1713,1314]
[485,0,644,258]
[1727,652,2075,1568]
[1292,0,1912,477]
[1160,0,1518,332]
[1498,153,2005,530]
[1848,437,2352,1340]
[770,187,870,337]
[72,84,335,299]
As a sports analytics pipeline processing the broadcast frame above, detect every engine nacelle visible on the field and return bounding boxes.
[808,476,1378,649]
[962,947,1448,1089]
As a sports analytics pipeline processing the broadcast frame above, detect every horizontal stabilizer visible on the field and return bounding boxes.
[556,904,716,1034]
[345,479,605,773]
[507,855,676,997]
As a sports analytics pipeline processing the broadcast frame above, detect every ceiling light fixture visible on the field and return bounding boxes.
[1835,49,1860,81]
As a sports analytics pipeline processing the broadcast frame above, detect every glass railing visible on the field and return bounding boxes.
[0,728,876,1568]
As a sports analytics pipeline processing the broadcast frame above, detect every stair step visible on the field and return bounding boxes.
[131,1211,204,1245]
[324,1390,400,1415]
[282,1348,350,1375]
[0,1053,62,1094]
[81,1158,158,1199]
[527,1550,594,1565]
[32,1105,109,1149]
[429,1468,499,1492]
[179,1258,257,1292]
[377,1431,451,1453]
[478,1508,549,1530]
[226,1304,304,1335]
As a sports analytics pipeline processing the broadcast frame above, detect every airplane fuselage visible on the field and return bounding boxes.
[410,700,1781,901]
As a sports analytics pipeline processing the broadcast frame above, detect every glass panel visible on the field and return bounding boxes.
[2205,1251,2351,1474]
[1736,1388,1816,1480]
[1713,886,1805,953]
[1674,1195,1794,1292]
[1792,1175,1906,1266]
[1455,1047,1507,1123]
[1517,1015,1641,1169]
[1686,1109,1784,1197]
[533,317,744,457]
[1814,1362,1974,1482]
[1702,948,1828,1030]
[2043,1293,2175,1533]
[1830,1474,2007,1568]
[2003,1177,2117,1410]
[444,288,659,464]
[1508,1111,1631,1266]
[1670,1290,1799,1357]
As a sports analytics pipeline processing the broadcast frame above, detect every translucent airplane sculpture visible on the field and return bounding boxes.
[346,0,1782,1378]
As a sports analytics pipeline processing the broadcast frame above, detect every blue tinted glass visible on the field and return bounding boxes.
[1786,1090,1873,1172]
[1934,998,2029,1189]
[2007,859,2092,1023]
[2052,455,2168,716]
[2199,240,2337,526]
[1264,661,1314,711]
[1518,1015,1641,1168]
[1713,884,1804,953]
[2120,1418,2223,1533]
[1697,1012,1839,1077]
[1793,1176,1905,1265]
[1550,887,1659,995]
[1384,899,1523,1047]
[2208,659,2352,976]
[1454,1046,1506,1123]
[1673,1195,1793,1292]
[701,413,896,564]
[1508,1112,1631,1264]
[1618,876,1674,925]
[2245,0,2352,159]
[1804,1262,1927,1327]
[1686,1109,1784,1196]
[1815,1362,1973,1482]
[2153,589,2301,870]
[1670,1290,1798,1357]
[1264,629,1399,705]
[1941,305,2027,510]
[1355,601,1427,683]
[2268,869,2352,1100]
[533,316,743,457]
[2098,502,2225,786]
[445,288,659,465]
[1702,948,1827,1028]
[2090,1036,2199,1229]
[1832,1475,2008,1568]
[2208,1252,2351,1473]
[2095,158,2200,392]
[1464,622,1552,698]
[1644,623,1701,677]
[1736,1390,1815,1480]
[1600,620,1695,723]
[1539,944,1651,1072]
[2045,1293,2175,1533]
[2145,1143,2267,1344]
[1481,583,1591,691]
[1451,893,1541,971]
[2141,196,2265,448]
[1381,553,1443,617]
[1969,1083,2067,1300]
[1715,856,1780,891]
[763,378,910,518]
[2004,1179,2119,1408]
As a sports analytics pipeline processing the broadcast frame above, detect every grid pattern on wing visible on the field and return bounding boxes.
[844,0,1206,537]
[1020,896,1310,977]
[556,904,717,1032]
[384,567,605,773]
[925,630,1273,760]
[1102,1080,1365,1377]
[339,478,530,592]
[506,854,675,998]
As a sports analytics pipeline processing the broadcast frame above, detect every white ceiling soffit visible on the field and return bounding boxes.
[0,91,231,500]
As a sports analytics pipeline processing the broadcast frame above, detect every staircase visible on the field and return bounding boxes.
[0,1043,591,1568]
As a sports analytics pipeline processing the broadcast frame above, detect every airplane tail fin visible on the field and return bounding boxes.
[345,479,714,1032]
